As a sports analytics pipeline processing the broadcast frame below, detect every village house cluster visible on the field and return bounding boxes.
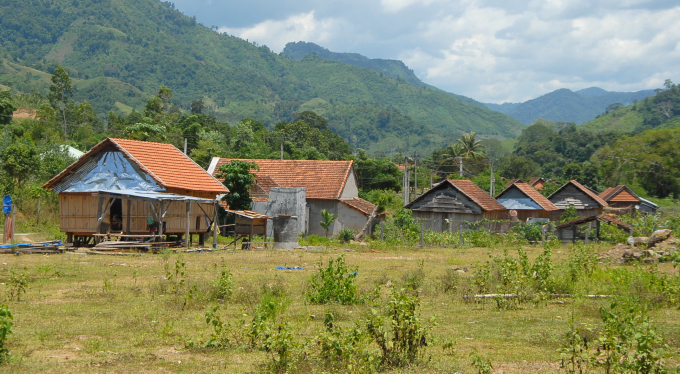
[42,138,657,247]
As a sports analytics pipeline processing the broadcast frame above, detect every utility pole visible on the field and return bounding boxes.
[413,152,418,198]
[458,157,463,177]
[183,137,188,154]
[402,159,409,205]
[280,135,284,160]
[490,162,495,196]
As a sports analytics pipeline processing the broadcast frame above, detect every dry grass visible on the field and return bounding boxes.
[0,243,677,373]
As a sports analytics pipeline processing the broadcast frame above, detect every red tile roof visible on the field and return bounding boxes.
[43,138,228,194]
[496,182,559,211]
[599,185,641,203]
[549,180,608,207]
[341,198,377,216]
[448,179,507,211]
[212,159,353,200]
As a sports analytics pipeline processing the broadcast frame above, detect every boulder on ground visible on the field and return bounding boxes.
[628,236,649,247]
[648,229,672,248]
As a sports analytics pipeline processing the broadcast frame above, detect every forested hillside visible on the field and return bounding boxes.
[485,87,656,125]
[580,82,680,133]
[0,0,523,154]
[282,41,425,87]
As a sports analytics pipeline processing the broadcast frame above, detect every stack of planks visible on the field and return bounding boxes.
[0,240,65,254]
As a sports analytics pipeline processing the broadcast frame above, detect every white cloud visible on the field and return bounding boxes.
[399,3,680,102]
[219,11,345,53]
[179,0,680,103]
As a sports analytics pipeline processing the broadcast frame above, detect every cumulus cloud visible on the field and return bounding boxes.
[175,0,680,103]
[219,11,345,53]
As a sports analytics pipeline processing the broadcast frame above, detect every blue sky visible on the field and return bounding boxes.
[171,0,680,103]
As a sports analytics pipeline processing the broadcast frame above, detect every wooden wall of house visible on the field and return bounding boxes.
[413,211,482,232]
[550,184,603,218]
[59,193,215,235]
[515,210,551,222]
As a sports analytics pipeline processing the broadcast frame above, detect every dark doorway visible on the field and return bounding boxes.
[110,198,123,232]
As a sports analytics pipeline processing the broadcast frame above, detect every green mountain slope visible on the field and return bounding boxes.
[485,88,656,125]
[0,0,523,154]
[282,41,425,87]
[281,41,490,110]
[580,85,680,133]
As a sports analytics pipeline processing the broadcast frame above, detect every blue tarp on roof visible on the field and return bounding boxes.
[497,198,542,210]
[53,151,164,193]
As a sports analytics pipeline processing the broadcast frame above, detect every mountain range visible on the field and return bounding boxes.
[0,0,524,155]
[484,87,656,125]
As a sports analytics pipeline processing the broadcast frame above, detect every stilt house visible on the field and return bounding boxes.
[404,179,508,232]
[43,138,228,245]
[548,180,608,218]
[495,181,560,221]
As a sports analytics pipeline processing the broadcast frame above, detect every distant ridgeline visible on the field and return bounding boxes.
[281,41,490,109]
[282,41,425,88]
[0,0,524,155]
[580,84,680,133]
[485,87,656,125]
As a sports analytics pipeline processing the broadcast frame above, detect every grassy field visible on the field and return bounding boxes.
[0,240,678,373]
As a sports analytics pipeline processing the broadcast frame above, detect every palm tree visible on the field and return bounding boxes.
[456,132,486,161]
[438,144,460,168]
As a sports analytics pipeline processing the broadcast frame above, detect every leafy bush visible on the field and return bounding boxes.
[560,205,579,223]
[307,255,360,305]
[510,223,544,242]
[0,305,12,364]
[338,228,354,244]
[366,287,434,367]
[559,301,669,374]
[211,266,233,301]
[600,222,629,243]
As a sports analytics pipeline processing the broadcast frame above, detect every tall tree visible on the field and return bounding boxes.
[456,132,485,161]
[0,91,16,126]
[47,65,73,140]
[216,160,259,210]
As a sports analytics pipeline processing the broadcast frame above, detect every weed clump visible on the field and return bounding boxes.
[307,255,360,305]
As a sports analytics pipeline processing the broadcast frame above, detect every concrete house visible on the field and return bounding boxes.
[548,180,608,218]
[208,158,378,237]
[495,181,560,221]
[43,138,228,246]
[404,179,508,232]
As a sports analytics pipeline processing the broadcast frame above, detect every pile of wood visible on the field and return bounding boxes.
[0,240,65,255]
[93,240,183,252]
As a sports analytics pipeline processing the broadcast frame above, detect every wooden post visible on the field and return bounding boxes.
[459,223,464,246]
[212,203,218,249]
[11,205,15,248]
[96,196,103,234]
[185,201,191,249]
[157,201,163,241]
[125,199,131,235]
[572,224,576,245]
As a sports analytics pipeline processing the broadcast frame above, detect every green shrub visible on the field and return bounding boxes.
[366,287,434,368]
[307,255,360,305]
[0,305,12,364]
[599,222,629,243]
[211,266,233,301]
[338,228,354,244]
[510,223,544,242]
